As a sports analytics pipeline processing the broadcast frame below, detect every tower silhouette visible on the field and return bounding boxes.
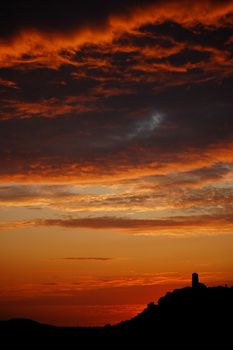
[192,272,199,288]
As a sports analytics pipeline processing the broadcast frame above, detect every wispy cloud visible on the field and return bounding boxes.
[0,78,18,89]
[60,257,113,262]
[127,113,164,140]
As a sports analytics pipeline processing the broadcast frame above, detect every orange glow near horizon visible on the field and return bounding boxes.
[1,224,233,325]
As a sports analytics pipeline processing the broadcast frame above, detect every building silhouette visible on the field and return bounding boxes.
[192,273,199,288]
[192,272,206,289]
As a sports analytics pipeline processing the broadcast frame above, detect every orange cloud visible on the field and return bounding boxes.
[0,165,232,214]
[0,138,232,184]
[0,1,232,69]
[0,78,18,89]
[0,96,98,120]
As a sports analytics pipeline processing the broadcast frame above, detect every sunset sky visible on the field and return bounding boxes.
[0,0,233,326]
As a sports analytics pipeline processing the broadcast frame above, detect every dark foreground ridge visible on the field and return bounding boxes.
[0,274,232,347]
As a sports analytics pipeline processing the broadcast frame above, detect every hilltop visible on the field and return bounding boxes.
[0,275,232,347]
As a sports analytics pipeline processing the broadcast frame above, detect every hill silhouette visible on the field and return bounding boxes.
[0,274,232,347]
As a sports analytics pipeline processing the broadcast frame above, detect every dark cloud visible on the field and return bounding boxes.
[142,164,232,190]
[1,1,231,39]
[0,0,232,69]
[61,257,112,262]
[2,213,233,234]
[184,164,231,182]
[0,1,231,184]
[0,88,232,182]
[34,214,233,231]
[0,184,72,202]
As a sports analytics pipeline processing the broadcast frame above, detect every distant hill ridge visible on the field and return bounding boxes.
[0,273,232,346]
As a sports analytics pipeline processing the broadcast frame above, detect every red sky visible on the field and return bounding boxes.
[0,0,233,326]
